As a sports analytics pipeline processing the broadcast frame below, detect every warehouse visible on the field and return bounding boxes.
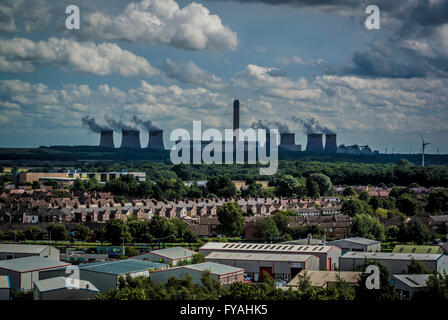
[33,277,99,300]
[199,242,341,270]
[133,247,196,266]
[40,259,168,292]
[0,256,70,292]
[0,276,10,300]
[0,244,60,261]
[328,237,381,253]
[150,262,244,286]
[287,270,361,289]
[204,252,319,282]
[392,274,430,299]
[339,252,448,275]
[392,245,443,254]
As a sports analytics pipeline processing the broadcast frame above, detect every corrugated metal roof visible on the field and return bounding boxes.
[288,270,361,288]
[0,256,69,272]
[185,262,244,275]
[329,237,380,246]
[75,259,167,275]
[340,252,443,261]
[0,275,10,289]
[200,242,334,253]
[33,276,99,292]
[0,244,49,254]
[147,247,195,260]
[205,252,313,263]
[393,274,430,288]
[392,245,443,254]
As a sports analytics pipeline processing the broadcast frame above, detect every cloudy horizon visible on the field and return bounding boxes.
[0,0,447,154]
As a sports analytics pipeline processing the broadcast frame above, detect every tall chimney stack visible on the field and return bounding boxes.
[99,130,114,148]
[233,99,240,147]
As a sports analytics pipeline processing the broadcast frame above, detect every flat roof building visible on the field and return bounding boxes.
[328,237,381,253]
[339,252,448,275]
[287,270,361,289]
[392,274,430,299]
[0,244,60,261]
[199,242,341,270]
[0,275,10,300]
[150,262,244,286]
[33,277,99,300]
[133,247,196,266]
[40,259,168,293]
[205,252,319,282]
[0,256,70,292]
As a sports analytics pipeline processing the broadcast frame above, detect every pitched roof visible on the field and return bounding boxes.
[33,276,99,293]
[185,262,244,275]
[0,256,69,272]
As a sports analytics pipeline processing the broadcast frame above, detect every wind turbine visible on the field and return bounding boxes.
[421,134,430,167]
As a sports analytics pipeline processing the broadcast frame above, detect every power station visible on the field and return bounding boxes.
[306,134,324,153]
[147,130,165,150]
[120,130,141,149]
[99,130,114,148]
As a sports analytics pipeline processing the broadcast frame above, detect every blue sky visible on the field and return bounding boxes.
[0,0,447,153]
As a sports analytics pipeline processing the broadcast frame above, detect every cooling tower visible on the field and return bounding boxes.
[99,130,114,148]
[280,133,295,146]
[306,133,324,153]
[324,133,337,153]
[120,130,141,149]
[147,130,165,150]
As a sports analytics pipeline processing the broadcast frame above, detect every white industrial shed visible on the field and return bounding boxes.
[33,277,99,300]
[0,275,10,300]
[150,262,244,286]
[205,252,319,282]
[0,244,60,261]
[40,259,168,293]
[392,274,430,299]
[328,237,381,253]
[0,256,70,292]
[339,252,448,274]
[133,247,196,266]
[199,242,341,270]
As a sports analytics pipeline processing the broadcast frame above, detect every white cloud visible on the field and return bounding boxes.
[254,46,267,53]
[0,37,159,77]
[276,55,305,65]
[82,0,238,52]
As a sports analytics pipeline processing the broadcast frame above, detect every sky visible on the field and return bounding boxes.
[0,0,447,153]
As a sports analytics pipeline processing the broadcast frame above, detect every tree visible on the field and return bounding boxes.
[183,229,198,243]
[149,215,176,241]
[192,252,205,264]
[306,173,333,196]
[426,189,448,214]
[272,212,290,235]
[217,202,245,237]
[253,218,280,242]
[105,219,131,245]
[125,246,139,257]
[207,175,236,198]
[31,180,41,189]
[407,259,428,274]
[343,186,356,197]
[341,199,363,217]
[46,223,68,242]
[307,181,320,198]
[94,227,107,245]
[24,227,43,243]
[128,219,152,243]
[274,175,305,198]
[74,224,90,242]
[396,194,420,216]
[349,214,385,241]
[412,271,448,301]
[359,191,370,201]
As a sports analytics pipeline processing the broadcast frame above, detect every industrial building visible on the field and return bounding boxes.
[328,237,381,254]
[40,259,167,293]
[17,170,146,185]
[150,262,244,286]
[0,276,10,300]
[120,129,141,149]
[0,256,70,292]
[391,274,430,299]
[99,130,115,148]
[324,133,337,153]
[33,277,99,300]
[199,242,341,270]
[392,245,443,254]
[133,247,196,266]
[147,129,165,150]
[287,270,361,289]
[0,244,60,261]
[306,134,324,153]
[339,252,448,275]
[204,252,319,282]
